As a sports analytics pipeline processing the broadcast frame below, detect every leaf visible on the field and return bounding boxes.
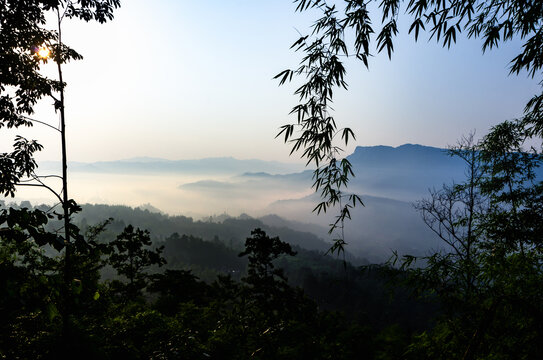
[273,69,293,85]
[46,302,60,322]
[408,18,425,41]
[313,201,328,214]
[341,127,356,145]
[290,35,308,51]
[325,238,347,256]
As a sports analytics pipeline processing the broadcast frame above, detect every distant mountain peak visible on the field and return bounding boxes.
[353,143,443,151]
[118,157,173,163]
[348,143,454,168]
[396,143,434,149]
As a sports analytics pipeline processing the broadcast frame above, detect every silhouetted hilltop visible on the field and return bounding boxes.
[342,144,467,201]
[348,144,461,169]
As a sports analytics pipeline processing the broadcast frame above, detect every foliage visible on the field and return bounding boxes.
[1,1,121,347]
[0,0,121,276]
[0,205,62,249]
[0,209,117,358]
[108,225,166,297]
[240,228,297,281]
[279,2,543,355]
[282,0,543,135]
[389,126,543,359]
[1,207,429,359]
[0,226,60,359]
[277,0,543,253]
[162,232,246,276]
[0,0,120,195]
[148,269,211,315]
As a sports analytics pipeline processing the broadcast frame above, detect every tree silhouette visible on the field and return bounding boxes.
[108,225,166,298]
[392,128,543,358]
[0,0,120,346]
[240,228,296,281]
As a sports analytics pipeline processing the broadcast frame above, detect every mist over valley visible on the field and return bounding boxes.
[8,144,484,262]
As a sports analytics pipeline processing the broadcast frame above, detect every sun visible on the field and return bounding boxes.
[37,46,50,59]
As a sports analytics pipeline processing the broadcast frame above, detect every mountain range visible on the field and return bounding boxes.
[39,157,305,175]
[16,143,528,262]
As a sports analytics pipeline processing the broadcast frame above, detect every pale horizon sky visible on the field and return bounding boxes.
[1,0,540,163]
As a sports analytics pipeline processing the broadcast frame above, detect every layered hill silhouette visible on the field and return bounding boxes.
[16,143,524,262]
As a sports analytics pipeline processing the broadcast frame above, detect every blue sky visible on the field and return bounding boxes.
[4,0,539,162]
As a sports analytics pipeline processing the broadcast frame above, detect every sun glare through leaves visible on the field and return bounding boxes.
[36,46,50,59]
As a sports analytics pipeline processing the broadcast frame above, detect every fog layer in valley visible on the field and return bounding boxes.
[9,144,494,262]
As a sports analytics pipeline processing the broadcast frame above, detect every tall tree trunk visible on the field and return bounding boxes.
[56,7,72,344]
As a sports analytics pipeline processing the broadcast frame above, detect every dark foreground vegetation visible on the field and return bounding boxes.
[0,221,425,359]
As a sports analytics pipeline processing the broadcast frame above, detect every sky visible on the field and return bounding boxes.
[2,0,540,163]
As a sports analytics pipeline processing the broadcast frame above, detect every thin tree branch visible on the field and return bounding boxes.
[22,116,61,133]
[17,183,63,203]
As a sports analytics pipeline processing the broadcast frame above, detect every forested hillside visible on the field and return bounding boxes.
[71,203,365,261]
[1,202,432,358]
